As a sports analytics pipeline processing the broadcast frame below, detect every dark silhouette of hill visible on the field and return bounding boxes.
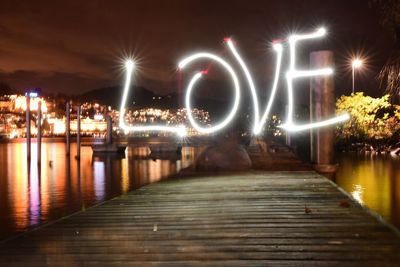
[80,85,157,108]
[79,85,229,117]
[78,80,292,123]
[0,82,19,95]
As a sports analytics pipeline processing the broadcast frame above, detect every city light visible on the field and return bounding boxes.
[12,95,47,112]
[352,59,363,68]
[0,92,209,138]
[25,92,38,98]
[94,114,104,120]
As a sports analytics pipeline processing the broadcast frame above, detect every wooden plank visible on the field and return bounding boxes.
[1,171,400,266]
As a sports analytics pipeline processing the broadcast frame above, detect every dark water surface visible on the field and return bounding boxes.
[336,152,400,229]
[0,142,200,240]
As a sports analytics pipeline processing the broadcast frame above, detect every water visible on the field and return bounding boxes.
[0,141,201,240]
[336,152,400,229]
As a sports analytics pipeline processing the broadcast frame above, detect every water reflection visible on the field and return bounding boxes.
[351,184,364,205]
[336,153,400,229]
[0,142,200,240]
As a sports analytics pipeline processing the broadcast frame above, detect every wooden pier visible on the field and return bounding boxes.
[1,171,400,266]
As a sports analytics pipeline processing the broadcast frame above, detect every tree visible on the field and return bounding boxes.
[373,0,400,101]
[336,93,398,142]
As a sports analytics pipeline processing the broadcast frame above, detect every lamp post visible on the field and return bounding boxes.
[352,59,362,94]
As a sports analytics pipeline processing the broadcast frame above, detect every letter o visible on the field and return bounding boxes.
[179,53,240,134]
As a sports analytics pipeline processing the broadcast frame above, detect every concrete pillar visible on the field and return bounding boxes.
[77,106,81,159]
[106,115,112,145]
[66,102,70,155]
[37,101,42,163]
[310,51,336,173]
[26,95,31,160]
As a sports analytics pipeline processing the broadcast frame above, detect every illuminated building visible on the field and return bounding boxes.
[120,108,211,136]
[12,95,48,113]
[0,92,212,138]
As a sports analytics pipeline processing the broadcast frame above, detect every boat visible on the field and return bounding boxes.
[91,116,127,154]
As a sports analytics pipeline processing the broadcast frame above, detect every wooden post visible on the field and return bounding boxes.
[310,80,315,163]
[310,51,336,173]
[66,102,70,155]
[26,95,31,160]
[37,101,42,163]
[77,105,81,159]
[106,115,112,145]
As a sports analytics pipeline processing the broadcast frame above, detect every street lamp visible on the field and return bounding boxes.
[352,59,362,94]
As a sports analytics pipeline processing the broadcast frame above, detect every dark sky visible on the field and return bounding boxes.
[0,0,393,96]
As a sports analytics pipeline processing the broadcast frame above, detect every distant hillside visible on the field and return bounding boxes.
[78,83,291,121]
[80,85,157,108]
[0,82,19,95]
[79,85,229,117]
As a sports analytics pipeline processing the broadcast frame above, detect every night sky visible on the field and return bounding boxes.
[0,0,393,97]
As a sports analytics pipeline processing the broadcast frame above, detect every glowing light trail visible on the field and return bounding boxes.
[119,60,134,129]
[226,39,285,135]
[281,27,347,132]
[119,27,349,136]
[280,113,350,132]
[179,53,241,134]
[226,39,260,132]
[119,60,186,136]
[254,43,283,135]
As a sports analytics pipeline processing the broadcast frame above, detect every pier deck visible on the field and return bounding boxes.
[1,171,400,266]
